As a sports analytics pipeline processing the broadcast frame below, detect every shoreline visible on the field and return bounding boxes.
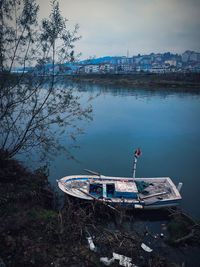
[1,151,200,266]
[67,73,200,89]
[1,72,200,90]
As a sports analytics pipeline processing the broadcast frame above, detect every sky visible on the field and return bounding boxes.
[38,0,200,59]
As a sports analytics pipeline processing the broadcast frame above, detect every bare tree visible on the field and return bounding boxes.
[0,0,92,159]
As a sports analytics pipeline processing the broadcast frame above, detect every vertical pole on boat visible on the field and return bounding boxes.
[133,156,137,179]
[133,148,142,178]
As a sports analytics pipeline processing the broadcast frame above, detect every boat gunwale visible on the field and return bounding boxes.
[57,175,182,203]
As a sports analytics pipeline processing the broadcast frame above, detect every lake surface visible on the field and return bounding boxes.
[47,83,200,218]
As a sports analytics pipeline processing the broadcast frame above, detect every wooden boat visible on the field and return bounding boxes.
[57,175,182,210]
[57,149,182,210]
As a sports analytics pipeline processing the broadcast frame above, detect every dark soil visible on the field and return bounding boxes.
[0,149,198,267]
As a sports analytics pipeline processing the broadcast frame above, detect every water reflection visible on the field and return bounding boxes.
[47,81,200,219]
[61,78,200,98]
[32,80,200,266]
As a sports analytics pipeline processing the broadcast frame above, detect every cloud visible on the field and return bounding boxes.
[38,0,200,58]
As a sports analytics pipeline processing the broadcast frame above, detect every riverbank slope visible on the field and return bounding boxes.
[69,73,200,89]
[1,150,199,267]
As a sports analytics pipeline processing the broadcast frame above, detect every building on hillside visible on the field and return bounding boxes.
[117,57,134,65]
[140,56,152,65]
[153,54,162,63]
[190,52,199,62]
[76,50,200,74]
[116,64,135,73]
[164,60,177,67]
[84,64,100,73]
[182,51,190,63]
[134,56,142,64]
[149,64,168,73]
[182,51,200,63]
[139,64,152,72]
[99,63,115,73]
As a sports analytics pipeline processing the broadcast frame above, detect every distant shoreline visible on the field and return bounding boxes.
[1,72,200,90]
[67,73,200,89]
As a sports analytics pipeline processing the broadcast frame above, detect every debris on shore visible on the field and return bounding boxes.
[0,150,199,266]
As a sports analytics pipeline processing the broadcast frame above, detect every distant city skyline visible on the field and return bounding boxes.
[39,0,200,59]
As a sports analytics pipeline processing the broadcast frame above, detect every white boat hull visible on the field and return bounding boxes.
[57,175,182,210]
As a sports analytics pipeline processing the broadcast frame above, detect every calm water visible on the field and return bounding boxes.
[47,83,200,218]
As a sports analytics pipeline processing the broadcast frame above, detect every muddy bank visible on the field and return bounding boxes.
[0,150,200,267]
[68,73,200,90]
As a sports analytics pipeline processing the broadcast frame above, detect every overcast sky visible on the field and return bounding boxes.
[38,0,200,59]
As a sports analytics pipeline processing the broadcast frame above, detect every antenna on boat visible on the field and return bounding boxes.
[133,148,142,178]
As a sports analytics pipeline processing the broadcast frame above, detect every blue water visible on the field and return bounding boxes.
[45,83,200,218]
[13,81,198,218]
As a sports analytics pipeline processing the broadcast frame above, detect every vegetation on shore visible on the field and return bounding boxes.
[1,150,200,267]
[1,1,200,265]
[69,73,200,89]
[0,0,91,160]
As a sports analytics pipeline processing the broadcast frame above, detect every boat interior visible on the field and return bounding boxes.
[61,176,181,203]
